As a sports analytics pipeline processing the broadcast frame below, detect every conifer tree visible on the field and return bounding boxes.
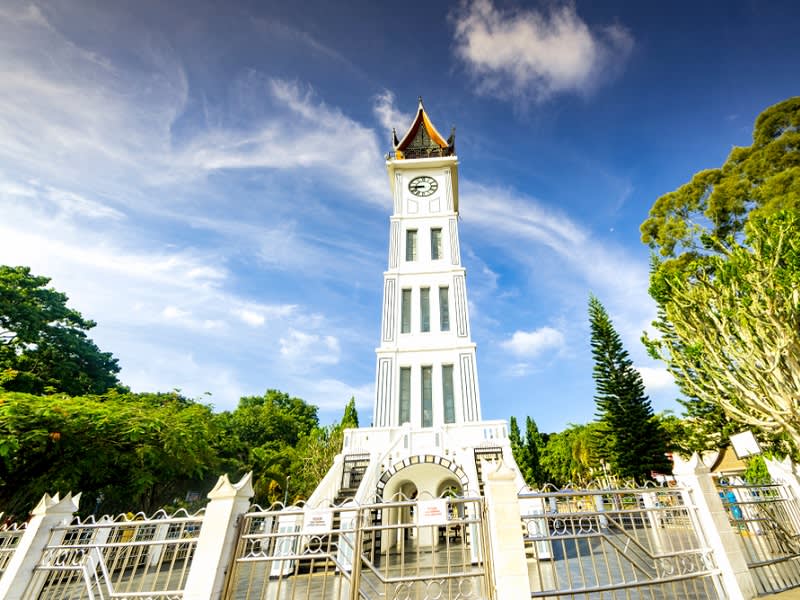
[589,295,670,481]
[508,416,532,483]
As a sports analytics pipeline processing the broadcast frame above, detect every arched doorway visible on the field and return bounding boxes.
[378,456,469,552]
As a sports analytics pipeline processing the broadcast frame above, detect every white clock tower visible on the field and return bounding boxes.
[308,100,522,527]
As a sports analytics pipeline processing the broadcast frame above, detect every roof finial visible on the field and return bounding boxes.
[418,95,424,107]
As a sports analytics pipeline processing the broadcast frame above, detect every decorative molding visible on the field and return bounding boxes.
[444,170,453,211]
[429,197,440,213]
[389,221,400,269]
[394,173,402,214]
[375,357,393,427]
[449,218,460,265]
[460,353,478,422]
[382,277,397,342]
[453,274,469,337]
[407,198,418,214]
[376,453,469,499]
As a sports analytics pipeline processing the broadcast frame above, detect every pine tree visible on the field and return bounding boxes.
[508,416,532,484]
[341,397,359,428]
[524,417,546,486]
[589,295,670,481]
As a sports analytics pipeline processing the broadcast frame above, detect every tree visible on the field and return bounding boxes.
[644,211,800,453]
[0,390,218,517]
[0,266,120,396]
[539,423,602,487]
[509,416,532,483]
[640,98,800,450]
[589,296,670,481]
[341,396,359,428]
[641,97,800,267]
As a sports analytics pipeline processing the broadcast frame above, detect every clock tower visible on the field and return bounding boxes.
[308,100,521,528]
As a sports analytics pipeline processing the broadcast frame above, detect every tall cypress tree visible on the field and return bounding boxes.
[589,295,670,481]
[508,416,532,484]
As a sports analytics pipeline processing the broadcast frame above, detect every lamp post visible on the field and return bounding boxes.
[283,475,291,506]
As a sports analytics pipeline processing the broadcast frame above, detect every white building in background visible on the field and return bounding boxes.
[308,100,523,540]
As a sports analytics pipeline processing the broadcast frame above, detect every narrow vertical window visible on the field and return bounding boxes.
[439,286,450,331]
[399,367,411,425]
[442,365,455,424]
[420,287,430,332]
[401,289,412,333]
[421,366,432,427]
[431,228,442,260]
[405,229,417,261]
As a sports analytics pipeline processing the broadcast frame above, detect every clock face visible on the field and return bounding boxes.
[408,176,438,197]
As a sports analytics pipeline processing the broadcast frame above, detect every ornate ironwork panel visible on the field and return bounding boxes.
[519,485,723,599]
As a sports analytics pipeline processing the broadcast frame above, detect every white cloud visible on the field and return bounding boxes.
[502,327,565,357]
[234,309,265,327]
[297,378,374,413]
[279,329,341,366]
[636,366,675,392]
[452,0,633,102]
[181,79,386,203]
[372,90,413,136]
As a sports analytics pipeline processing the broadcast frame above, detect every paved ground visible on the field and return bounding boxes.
[765,591,800,599]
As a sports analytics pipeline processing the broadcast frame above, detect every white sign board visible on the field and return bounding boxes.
[302,509,333,535]
[417,499,448,527]
[731,430,761,458]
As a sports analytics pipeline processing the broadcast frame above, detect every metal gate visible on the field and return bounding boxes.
[519,485,723,599]
[25,509,202,599]
[718,481,800,595]
[223,495,493,600]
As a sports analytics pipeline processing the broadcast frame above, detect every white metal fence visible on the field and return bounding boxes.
[519,485,723,599]
[718,480,800,595]
[28,509,203,600]
[5,459,800,599]
[222,494,491,600]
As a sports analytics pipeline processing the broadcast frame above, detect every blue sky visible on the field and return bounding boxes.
[1,0,798,432]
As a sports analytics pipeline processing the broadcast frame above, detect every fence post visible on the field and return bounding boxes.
[183,472,253,600]
[482,460,531,600]
[0,492,80,600]
[673,453,756,600]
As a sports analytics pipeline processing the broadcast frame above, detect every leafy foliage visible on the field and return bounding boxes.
[0,266,120,395]
[641,97,800,263]
[644,211,800,454]
[0,390,217,517]
[589,296,670,481]
[539,423,603,487]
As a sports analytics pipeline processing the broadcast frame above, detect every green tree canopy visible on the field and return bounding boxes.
[644,211,800,453]
[641,96,800,266]
[0,266,120,396]
[589,295,670,481]
[0,390,218,517]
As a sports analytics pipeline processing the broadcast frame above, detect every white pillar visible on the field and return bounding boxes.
[183,472,254,600]
[0,492,81,600]
[673,453,756,600]
[482,460,531,600]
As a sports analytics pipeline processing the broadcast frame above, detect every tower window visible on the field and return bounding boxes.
[431,228,442,260]
[421,366,432,427]
[399,367,411,425]
[442,365,455,424]
[439,286,450,332]
[401,289,411,333]
[405,229,417,261]
[420,287,430,332]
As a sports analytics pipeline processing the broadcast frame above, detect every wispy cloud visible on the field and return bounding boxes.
[502,327,565,357]
[451,0,633,102]
[636,366,676,393]
[372,90,413,136]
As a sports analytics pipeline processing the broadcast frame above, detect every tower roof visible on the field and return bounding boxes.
[393,98,455,160]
